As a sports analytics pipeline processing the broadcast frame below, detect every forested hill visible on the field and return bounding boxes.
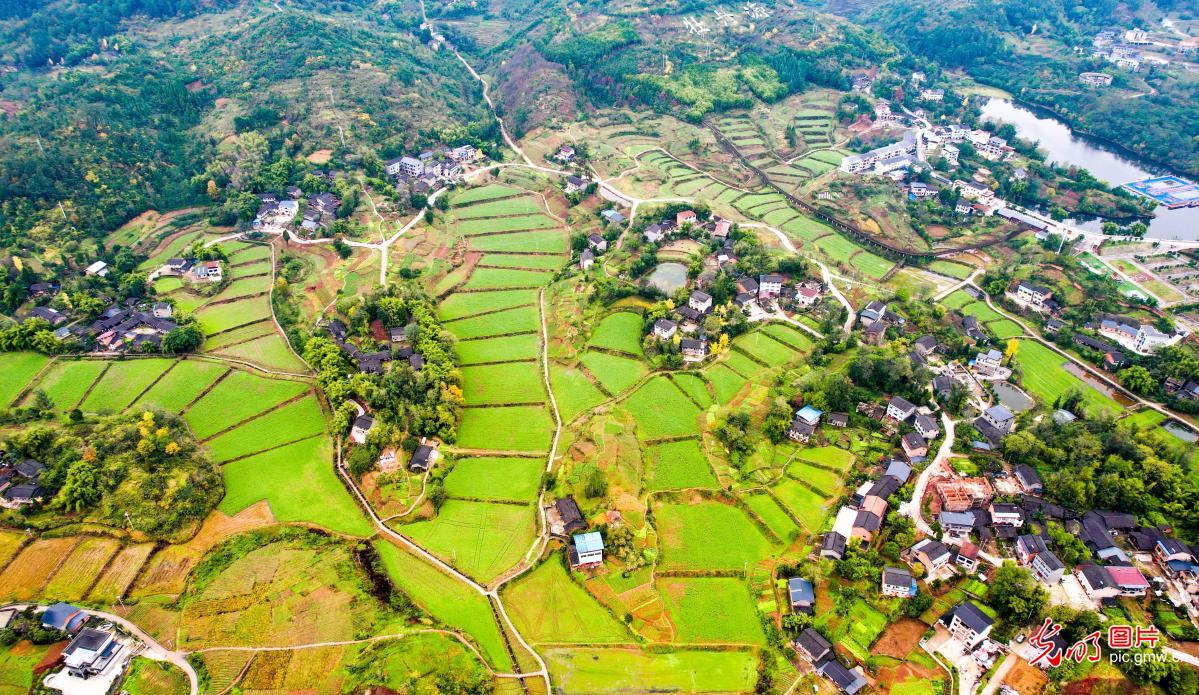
[0,0,491,254]
[839,0,1199,176]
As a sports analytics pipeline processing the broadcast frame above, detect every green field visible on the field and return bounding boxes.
[734,330,801,366]
[455,196,544,219]
[480,253,566,270]
[850,250,895,279]
[456,334,541,365]
[204,396,326,461]
[579,350,649,395]
[443,456,544,502]
[372,540,513,670]
[705,365,747,404]
[0,352,49,407]
[503,560,630,644]
[760,324,811,350]
[587,312,644,356]
[184,371,309,439]
[987,319,1024,340]
[445,305,540,340]
[745,494,800,541]
[219,436,372,537]
[720,350,761,378]
[1014,340,1121,415]
[462,267,555,290]
[457,405,554,451]
[22,359,108,411]
[960,300,1003,323]
[200,321,275,351]
[468,230,569,254]
[645,440,718,491]
[787,461,842,496]
[623,377,701,439]
[457,214,558,236]
[781,215,834,241]
[929,260,974,279]
[550,364,608,423]
[814,233,861,264]
[452,184,525,206]
[841,599,888,655]
[131,360,229,413]
[461,362,545,405]
[79,359,175,414]
[543,648,758,695]
[194,297,272,335]
[656,502,774,571]
[212,333,308,372]
[438,288,539,321]
[794,446,856,472]
[941,289,974,310]
[670,373,713,408]
[658,577,766,645]
[401,500,537,582]
[771,478,830,531]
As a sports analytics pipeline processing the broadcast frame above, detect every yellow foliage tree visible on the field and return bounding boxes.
[1004,338,1019,365]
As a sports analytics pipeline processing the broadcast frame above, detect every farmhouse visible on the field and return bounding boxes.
[940,602,994,648]
[981,404,1015,434]
[601,209,625,225]
[1,483,43,508]
[688,291,713,314]
[940,511,975,536]
[548,497,587,537]
[25,305,66,327]
[793,628,832,665]
[787,577,816,614]
[795,285,821,307]
[901,432,928,460]
[565,175,587,194]
[818,659,868,695]
[758,274,783,299]
[935,477,994,512]
[84,261,109,277]
[1031,549,1065,584]
[1014,464,1043,494]
[911,538,952,573]
[350,415,375,444]
[886,396,918,422]
[41,603,87,632]
[913,414,939,440]
[579,249,594,270]
[554,146,576,162]
[61,627,122,678]
[956,542,980,571]
[821,531,847,560]
[409,442,439,472]
[587,234,607,253]
[881,567,917,598]
[786,417,816,443]
[569,532,604,568]
[1015,281,1053,310]
[973,349,1003,376]
[676,210,697,227]
[680,337,708,362]
[1080,71,1114,86]
[989,503,1023,527]
[644,223,666,243]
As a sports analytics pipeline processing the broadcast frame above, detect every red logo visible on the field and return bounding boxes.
[1029,619,1160,667]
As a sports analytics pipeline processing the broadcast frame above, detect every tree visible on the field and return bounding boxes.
[55,459,101,512]
[162,325,203,354]
[1004,338,1019,365]
[582,464,608,498]
[1118,365,1154,395]
[988,562,1047,625]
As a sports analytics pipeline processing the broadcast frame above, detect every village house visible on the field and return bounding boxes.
[579,249,594,271]
[821,531,847,560]
[587,233,607,253]
[565,175,587,194]
[60,627,122,679]
[688,291,713,314]
[676,210,698,228]
[758,273,783,300]
[554,146,576,162]
[827,412,849,428]
[795,285,821,307]
[1013,464,1043,494]
[41,603,88,632]
[644,223,666,244]
[940,602,994,648]
[84,261,109,277]
[881,567,917,598]
[1015,281,1054,310]
[863,321,887,345]
[913,414,940,440]
[794,628,832,665]
[911,538,953,573]
[653,319,677,340]
[860,300,888,325]
[26,306,66,327]
[901,432,928,460]
[1031,549,1066,584]
[818,660,868,695]
[974,349,1004,377]
[680,337,708,362]
[601,209,625,226]
[788,577,816,614]
[787,417,815,443]
[711,217,731,238]
[956,542,980,571]
[940,511,975,536]
[935,477,994,512]
[886,396,918,422]
[569,532,604,568]
[1079,71,1114,86]
[990,503,1024,527]
[1155,538,1195,565]
[409,441,439,472]
[547,496,587,538]
[981,404,1016,434]
[350,415,374,444]
[913,335,939,357]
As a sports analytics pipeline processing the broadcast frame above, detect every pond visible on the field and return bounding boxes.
[644,262,688,294]
[1060,362,1137,407]
[1162,420,1199,444]
[979,98,1199,241]
[992,381,1034,412]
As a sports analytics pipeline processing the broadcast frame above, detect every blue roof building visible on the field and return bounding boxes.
[570,532,605,568]
[41,602,87,632]
[787,577,815,613]
[795,405,823,426]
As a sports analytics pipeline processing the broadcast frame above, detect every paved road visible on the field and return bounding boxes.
[747,222,856,332]
[903,411,954,536]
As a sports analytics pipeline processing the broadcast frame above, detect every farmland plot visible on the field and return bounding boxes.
[502,560,630,644]
[658,578,765,645]
[0,352,49,407]
[624,377,701,439]
[586,312,644,356]
[656,502,774,571]
[401,500,537,583]
[184,371,309,439]
[579,351,648,395]
[461,363,546,405]
[456,334,541,365]
[22,360,108,411]
[644,440,718,491]
[80,359,175,414]
[443,456,544,502]
[457,405,554,452]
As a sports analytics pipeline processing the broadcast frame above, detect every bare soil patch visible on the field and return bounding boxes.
[872,618,928,659]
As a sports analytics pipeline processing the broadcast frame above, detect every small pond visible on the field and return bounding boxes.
[1162,420,1199,443]
[644,262,688,294]
[1060,363,1138,407]
[992,382,1034,412]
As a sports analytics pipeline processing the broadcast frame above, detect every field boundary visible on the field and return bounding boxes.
[74,362,114,411]
[121,359,182,413]
[216,432,328,465]
[198,391,313,443]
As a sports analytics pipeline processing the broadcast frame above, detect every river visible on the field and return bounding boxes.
[979,98,1199,241]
